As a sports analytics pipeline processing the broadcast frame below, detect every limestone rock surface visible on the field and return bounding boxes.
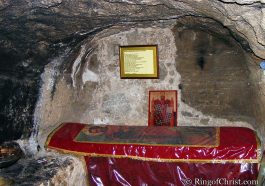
[0,0,264,58]
[0,154,87,186]
[0,0,265,143]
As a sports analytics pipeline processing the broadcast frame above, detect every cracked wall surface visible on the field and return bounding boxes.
[36,25,258,149]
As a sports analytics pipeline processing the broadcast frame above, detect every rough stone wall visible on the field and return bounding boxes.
[0,1,264,185]
[175,28,255,124]
[37,27,181,147]
[0,0,265,58]
[0,79,38,143]
[0,154,88,186]
[247,54,265,138]
[1,0,265,144]
[36,26,254,148]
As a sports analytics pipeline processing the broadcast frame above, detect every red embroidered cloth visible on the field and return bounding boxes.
[46,123,260,162]
[46,123,261,185]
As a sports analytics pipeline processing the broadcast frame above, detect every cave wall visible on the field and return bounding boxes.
[0,0,265,58]
[0,1,265,185]
[247,54,265,138]
[36,27,181,146]
[36,25,257,148]
[0,53,40,144]
[0,0,265,146]
[175,20,255,124]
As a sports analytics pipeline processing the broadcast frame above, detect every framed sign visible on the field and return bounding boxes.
[119,45,159,78]
[148,90,178,127]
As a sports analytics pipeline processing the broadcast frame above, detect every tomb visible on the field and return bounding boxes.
[46,122,260,185]
[0,0,265,185]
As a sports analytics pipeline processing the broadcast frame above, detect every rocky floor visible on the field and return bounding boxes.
[0,153,87,186]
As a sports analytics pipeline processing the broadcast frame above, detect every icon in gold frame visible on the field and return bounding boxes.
[148,90,178,127]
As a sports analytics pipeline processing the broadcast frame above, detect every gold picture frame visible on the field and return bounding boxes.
[119,45,159,79]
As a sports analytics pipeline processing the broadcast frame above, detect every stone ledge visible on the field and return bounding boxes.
[0,153,87,186]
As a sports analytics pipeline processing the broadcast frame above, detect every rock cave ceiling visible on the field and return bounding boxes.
[1,0,265,66]
[0,0,265,142]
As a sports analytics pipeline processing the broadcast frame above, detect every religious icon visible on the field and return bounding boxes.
[74,124,216,146]
[148,90,177,127]
[75,125,109,142]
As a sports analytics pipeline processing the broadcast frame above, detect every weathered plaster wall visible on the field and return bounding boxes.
[36,25,255,148]
[175,25,255,124]
[37,27,180,147]
[247,54,265,138]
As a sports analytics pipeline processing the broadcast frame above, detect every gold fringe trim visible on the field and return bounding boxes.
[46,146,260,164]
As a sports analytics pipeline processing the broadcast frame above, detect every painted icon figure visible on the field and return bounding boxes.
[152,95,174,126]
